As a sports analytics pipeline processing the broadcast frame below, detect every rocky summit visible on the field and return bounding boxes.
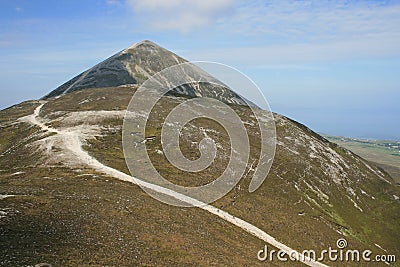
[43,40,246,105]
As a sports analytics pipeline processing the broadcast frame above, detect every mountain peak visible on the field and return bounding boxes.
[125,40,160,50]
[43,40,186,99]
[42,41,247,105]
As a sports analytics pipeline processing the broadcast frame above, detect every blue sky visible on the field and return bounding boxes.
[0,0,399,140]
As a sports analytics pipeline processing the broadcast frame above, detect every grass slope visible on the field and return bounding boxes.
[0,87,399,266]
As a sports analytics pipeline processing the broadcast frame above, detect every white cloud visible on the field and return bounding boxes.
[123,0,400,63]
[176,1,400,65]
[219,1,400,40]
[126,0,234,33]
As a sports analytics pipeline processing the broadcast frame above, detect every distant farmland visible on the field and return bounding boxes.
[323,135,400,183]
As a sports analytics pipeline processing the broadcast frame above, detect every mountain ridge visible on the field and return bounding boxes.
[42,40,248,106]
[0,41,399,266]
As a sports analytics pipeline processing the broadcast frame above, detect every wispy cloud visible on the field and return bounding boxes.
[126,0,235,33]
[173,1,400,65]
[124,0,400,42]
[221,0,400,42]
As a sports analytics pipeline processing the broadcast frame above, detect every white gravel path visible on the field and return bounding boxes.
[22,103,327,267]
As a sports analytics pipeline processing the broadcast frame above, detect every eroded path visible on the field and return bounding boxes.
[22,103,327,267]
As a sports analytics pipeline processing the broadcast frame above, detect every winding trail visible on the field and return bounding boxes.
[24,103,328,267]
